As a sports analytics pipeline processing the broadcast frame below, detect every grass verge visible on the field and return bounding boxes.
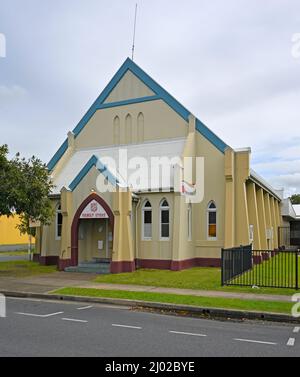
[53,287,293,315]
[94,268,300,296]
[0,261,56,277]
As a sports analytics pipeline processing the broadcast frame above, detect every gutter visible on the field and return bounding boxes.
[1,290,298,324]
[249,170,282,201]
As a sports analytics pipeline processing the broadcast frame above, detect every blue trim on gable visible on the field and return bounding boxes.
[47,139,68,171]
[48,57,229,171]
[71,58,152,138]
[196,119,228,154]
[69,156,118,192]
[98,95,160,110]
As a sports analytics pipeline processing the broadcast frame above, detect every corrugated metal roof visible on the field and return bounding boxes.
[250,169,281,201]
[293,204,300,218]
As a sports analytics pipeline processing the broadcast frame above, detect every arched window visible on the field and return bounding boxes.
[160,199,170,240]
[56,204,63,240]
[137,112,144,143]
[142,200,152,240]
[187,203,192,241]
[125,114,132,144]
[113,116,120,145]
[207,201,217,240]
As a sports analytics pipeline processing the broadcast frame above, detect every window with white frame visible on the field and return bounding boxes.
[207,201,217,240]
[142,201,152,240]
[188,203,192,241]
[56,204,63,240]
[160,199,170,240]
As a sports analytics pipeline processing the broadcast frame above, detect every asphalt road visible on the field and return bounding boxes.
[0,297,299,357]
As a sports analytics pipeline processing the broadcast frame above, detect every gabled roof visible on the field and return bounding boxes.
[48,58,228,171]
[69,155,119,192]
[52,138,185,194]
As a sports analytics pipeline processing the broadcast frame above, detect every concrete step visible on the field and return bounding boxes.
[65,263,111,274]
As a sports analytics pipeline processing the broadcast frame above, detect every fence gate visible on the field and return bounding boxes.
[222,245,299,290]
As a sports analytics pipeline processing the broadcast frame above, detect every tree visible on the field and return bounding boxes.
[291,194,300,205]
[0,145,54,235]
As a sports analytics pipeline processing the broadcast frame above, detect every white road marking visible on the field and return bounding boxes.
[169,331,207,338]
[234,338,277,346]
[62,318,88,323]
[293,327,300,334]
[77,306,93,311]
[287,338,295,347]
[15,311,64,318]
[112,324,142,330]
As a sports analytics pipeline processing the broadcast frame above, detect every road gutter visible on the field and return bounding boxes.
[1,289,299,324]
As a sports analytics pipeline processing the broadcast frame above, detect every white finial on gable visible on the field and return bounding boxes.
[68,131,75,149]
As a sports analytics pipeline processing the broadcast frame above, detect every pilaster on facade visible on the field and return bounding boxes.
[246,182,261,250]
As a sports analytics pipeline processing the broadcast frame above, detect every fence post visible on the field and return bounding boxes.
[221,249,224,286]
[296,250,299,291]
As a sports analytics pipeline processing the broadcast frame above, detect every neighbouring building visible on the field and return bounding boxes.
[280,198,300,248]
[0,216,32,251]
[35,58,284,273]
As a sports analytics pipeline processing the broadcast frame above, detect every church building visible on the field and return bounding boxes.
[35,58,283,273]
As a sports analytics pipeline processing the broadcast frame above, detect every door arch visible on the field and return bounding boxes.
[71,193,114,266]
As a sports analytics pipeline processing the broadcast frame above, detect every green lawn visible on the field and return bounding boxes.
[95,267,300,296]
[0,261,56,277]
[231,253,300,289]
[53,287,293,315]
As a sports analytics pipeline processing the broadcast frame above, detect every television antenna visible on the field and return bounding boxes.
[131,3,138,60]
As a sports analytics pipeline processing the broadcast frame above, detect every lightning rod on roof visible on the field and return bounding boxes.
[131,3,138,61]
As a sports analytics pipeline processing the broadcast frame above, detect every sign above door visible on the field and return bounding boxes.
[80,200,109,219]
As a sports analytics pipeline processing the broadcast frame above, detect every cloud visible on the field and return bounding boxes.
[0,0,299,195]
[0,85,28,104]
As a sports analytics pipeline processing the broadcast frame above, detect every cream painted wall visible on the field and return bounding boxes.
[75,100,188,150]
[193,131,225,259]
[104,71,155,104]
[136,193,174,261]
[72,167,114,212]
[41,199,61,257]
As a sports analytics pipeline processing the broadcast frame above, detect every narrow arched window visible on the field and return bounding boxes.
[142,200,152,240]
[56,204,63,240]
[113,116,120,145]
[137,112,144,143]
[125,114,132,144]
[188,203,192,241]
[160,199,170,240]
[207,201,217,240]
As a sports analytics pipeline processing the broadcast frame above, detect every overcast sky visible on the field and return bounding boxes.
[0,0,299,196]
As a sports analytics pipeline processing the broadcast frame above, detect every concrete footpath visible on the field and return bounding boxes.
[0,271,293,302]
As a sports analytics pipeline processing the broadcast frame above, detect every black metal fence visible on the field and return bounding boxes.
[222,245,299,290]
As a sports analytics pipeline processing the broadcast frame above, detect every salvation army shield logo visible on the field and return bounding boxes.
[90,202,98,213]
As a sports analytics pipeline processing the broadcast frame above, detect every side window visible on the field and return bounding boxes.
[56,204,63,240]
[142,201,152,240]
[160,199,170,240]
[208,201,217,240]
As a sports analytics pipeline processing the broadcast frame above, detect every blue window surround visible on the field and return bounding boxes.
[48,58,228,171]
[69,155,119,192]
